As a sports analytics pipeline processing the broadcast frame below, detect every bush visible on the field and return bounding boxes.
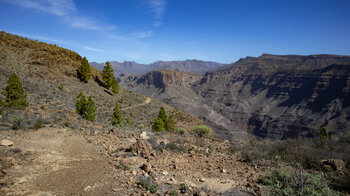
[9,114,29,130]
[176,127,187,135]
[33,120,43,130]
[75,92,97,121]
[191,125,213,137]
[2,73,28,109]
[261,167,333,196]
[138,177,158,194]
[117,163,130,171]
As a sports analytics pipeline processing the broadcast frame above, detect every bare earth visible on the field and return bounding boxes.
[1,128,117,196]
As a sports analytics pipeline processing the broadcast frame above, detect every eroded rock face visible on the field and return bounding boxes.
[122,54,350,140]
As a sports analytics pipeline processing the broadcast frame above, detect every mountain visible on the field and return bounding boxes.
[91,60,226,75]
[0,31,203,131]
[121,54,350,140]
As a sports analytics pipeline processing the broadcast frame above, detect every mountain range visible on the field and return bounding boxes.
[120,54,350,140]
[91,60,226,75]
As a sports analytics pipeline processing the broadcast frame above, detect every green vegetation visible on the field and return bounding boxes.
[176,127,187,135]
[78,57,92,83]
[102,61,119,94]
[151,107,177,132]
[138,177,158,194]
[120,96,124,103]
[75,92,97,121]
[320,127,329,146]
[111,103,123,126]
[2,73,28,109]
[0,98,4,115]
[261,167,333,196]
[58,84,64,91]
[191,125,213,137]
[117,163,130,171]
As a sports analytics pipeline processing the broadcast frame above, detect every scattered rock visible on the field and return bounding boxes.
[139,131,149,140]
[0,139,14,146]
[321,159,345,172]
[199,178,206,182]
[162,171,169,176]
[129,139,154,158]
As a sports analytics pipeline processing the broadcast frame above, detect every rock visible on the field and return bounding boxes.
[129,139,154,158]
[139,131,149,140]
[199,178,206,182]
[221,169,227,173]
[141,163,151,173]
[321,159,345,172]
[0,139,13,146]
[162,171,169,176]
[132,170,137,176]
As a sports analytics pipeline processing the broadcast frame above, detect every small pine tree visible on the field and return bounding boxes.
[102,61,115,88]
[102,61,120,94]
[120,96,124,104]
[75,92,97,121]
[0,98,4,115]
[78,57,91,83]
[152,117,165,132]
[158,107,167,122]
[111,77,120,94]
[112,103,123,126]
[85,96,97,121]
[125,115,133,127]
[2,73,28,109]
[165,115,176,133]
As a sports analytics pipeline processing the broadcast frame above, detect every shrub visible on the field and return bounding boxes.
[138,177,158,194]
[2,73,28,109]
[111,103,123,126]
[191,125,213,137]
[58,84,64,91]
[9,114,29,130]
[78,57,91,83]
[0,98,4,115]
[75,92,97,121]
[176,127,187,135]
[117,163,130,171]
[261,167,333,196]
[33,121,43,130]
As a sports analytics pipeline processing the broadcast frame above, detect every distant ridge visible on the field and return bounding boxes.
[91,60,226,75]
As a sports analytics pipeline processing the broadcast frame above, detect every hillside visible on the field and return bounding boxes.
[121,54,350,140]
[0,31,203,131]
[91,60,225,75]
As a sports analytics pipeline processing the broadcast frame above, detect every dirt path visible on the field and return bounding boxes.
[122,97,151,111]
[2,128,117,196]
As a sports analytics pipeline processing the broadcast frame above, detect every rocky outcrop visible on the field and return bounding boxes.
[122,54,350,140]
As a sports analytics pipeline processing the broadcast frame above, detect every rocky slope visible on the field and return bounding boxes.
[91,60,225,75]
[122,54,350,140]
[0,31,203,131]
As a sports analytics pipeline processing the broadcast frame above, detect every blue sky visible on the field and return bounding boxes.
[0,0,349,64]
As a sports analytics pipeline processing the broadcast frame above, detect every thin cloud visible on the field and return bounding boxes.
[147,0,167,27]
[5,0,115,32]
[132,31,154,39]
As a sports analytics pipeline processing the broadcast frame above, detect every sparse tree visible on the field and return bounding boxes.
[111,77,120,94]
[112,103,123,126]
[158,107,167,123]
[75,92,97,121]
[2,73,28,109]
[78,57,91,83]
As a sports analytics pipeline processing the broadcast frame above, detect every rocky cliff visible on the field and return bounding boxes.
[122,54,350,140]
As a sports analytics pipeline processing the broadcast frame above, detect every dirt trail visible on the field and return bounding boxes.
[122,97,151,111]
[2,128,117,196]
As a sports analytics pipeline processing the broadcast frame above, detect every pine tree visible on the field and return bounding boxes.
[165,115,176,133]
[158,107,167,122]
[152,117,165,132]
[2,73,28,109]
[102,61,119,94]
[102,61,114,88]
[112,103,123,126]
[111,77,120,94]
[0,98,4,115]
[75,92,97,121]
[78,57,91,83]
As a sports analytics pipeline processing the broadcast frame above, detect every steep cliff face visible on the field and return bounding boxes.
[194,54,350,139]
[122,54,350,140]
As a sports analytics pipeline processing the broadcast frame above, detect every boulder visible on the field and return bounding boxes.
[129,139,154,158]
[321,159,345,172]
[139,131,149,140]
[0,139,14,146]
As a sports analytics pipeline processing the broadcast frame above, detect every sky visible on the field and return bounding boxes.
[0,0,349,64]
